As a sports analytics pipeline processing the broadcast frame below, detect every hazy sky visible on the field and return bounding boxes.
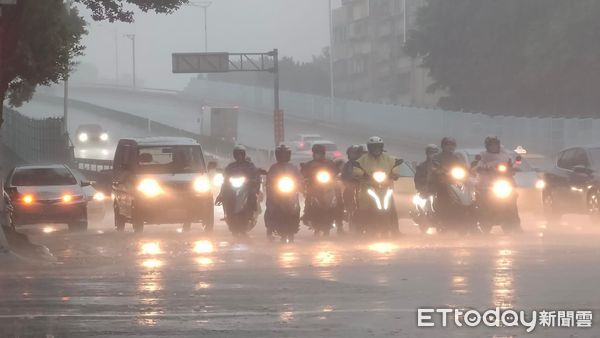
[77,0,341,90]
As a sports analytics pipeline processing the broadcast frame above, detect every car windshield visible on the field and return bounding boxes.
[11,167,77,186]
[79,125,102,133]
[304,136,321,143]
[137,145,205,174]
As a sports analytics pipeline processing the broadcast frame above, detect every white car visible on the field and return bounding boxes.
[292,140,343,163]
[293,133,322,151]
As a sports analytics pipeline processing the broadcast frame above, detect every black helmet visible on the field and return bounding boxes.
[425,144,439,156]
[312,143,326,155]
[275,144,291,163]
[367,136,384,156]
[233,144,246,162]
[346,145,362,161]
[485,135,501,154]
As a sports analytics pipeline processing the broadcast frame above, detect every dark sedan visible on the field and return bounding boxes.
[542,145,600,224]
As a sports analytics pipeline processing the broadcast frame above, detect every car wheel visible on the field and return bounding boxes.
[68,220,88,232]
[588,190,600,222]
[133,220,144,233]
[543,190,562,226]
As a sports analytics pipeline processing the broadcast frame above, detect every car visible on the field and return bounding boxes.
[112,137,214,233]
[75,124,109,145]
[293,133,322,151]
[541,145,600,224]
[71,169,107,222]
[292,140,343,163]
[5,164,89,232]
[456,148,545,213]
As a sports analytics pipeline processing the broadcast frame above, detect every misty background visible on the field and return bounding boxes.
[76,0,341,90]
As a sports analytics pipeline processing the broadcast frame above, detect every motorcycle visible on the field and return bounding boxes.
[353,159,403,237]
[265,174,301,243]
[473,156,522,234]
[303,168,340,237]
[221,173,261,237]
[410,192,436,233]
[425,164,477,234]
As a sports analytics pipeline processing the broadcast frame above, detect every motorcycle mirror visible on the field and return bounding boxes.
[394,158,404,167]
[474,154,482,162]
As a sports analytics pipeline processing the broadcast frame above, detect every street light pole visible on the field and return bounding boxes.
[188,1,211,52]
[328,0,335,122]
[124,34,136,88]
[64,0,73,135]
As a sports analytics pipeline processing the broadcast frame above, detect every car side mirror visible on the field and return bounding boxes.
[207,161,218,171]
[81,181,91,187]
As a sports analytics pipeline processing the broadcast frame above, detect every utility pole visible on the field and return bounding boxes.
[114,28,119,82]
[328,0,335,122]
[124,34,136,88]
[403,0,407,44]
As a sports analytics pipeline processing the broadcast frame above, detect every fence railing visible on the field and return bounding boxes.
[183,79,600,156]
[1,107,69,164]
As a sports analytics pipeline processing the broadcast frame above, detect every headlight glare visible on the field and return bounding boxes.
[137,178,163,198]
[193,176,211,193]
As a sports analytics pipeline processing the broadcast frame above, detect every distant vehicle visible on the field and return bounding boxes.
[293,134,322,151]
[542,145,600,224]
[112,137,214,233]
[5,164,89,232]
[71,169,106,222]
[292,140,343,162]
[456,148,545,212]
[75,124,109,145]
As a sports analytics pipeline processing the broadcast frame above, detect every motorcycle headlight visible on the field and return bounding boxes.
[137,178,163,198]
[373,171,387,183]
[535,179,546,190]
[229,176,246,189]
[93,191,106,201]
[100,133,109,141]
[492,179,513,199]
[412,194,427,209]
[212,173,224,187]
[193,176,211,193]
[316,171,331,184]
[450,167,467,180]
[497,164,508,173]
[277,176,295,193]
[78,132,88,142]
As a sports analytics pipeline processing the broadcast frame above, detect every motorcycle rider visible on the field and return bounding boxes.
[428,137,466,224]
[414,144,439,194]
[215,145,260,219]
[473,136,522,232]
[301,143,344,234]
[264,144,302,240]
[341,145,363,227]
[353,136,402,235]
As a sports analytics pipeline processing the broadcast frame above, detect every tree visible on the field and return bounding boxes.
[406,0,600,117]
[0,0,187,127]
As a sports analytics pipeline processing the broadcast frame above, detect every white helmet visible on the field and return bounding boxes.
[368,136,384,145]
[367,136,384,156]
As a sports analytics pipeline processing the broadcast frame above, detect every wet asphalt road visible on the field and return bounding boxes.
[2,211,600,338]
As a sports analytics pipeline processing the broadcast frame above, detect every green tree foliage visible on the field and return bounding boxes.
[406,0,600,117]
[0,0,187,126]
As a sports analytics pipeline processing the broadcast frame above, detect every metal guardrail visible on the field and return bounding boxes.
[1,107,69,164]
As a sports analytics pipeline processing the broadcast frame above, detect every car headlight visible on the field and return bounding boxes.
[137,178,163,198]
[316,171,331,184]
[277,176,295,193]
[93,192,106,201]
[492,179,513,199]
[193,176,211,193]
[229,176,246,189]
[100,133,109,141]
[62,194,72,203]
[450,167,467,180]
[22,194,34,204]
[373,171,387,183]
[78,133,88,142]
[212,173,224,187]
[535,179,546,190]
